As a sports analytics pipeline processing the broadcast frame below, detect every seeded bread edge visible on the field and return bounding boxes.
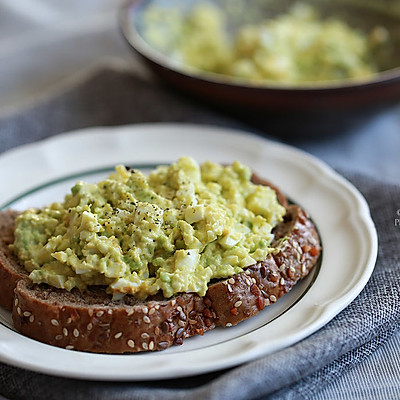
[0,210,29,311]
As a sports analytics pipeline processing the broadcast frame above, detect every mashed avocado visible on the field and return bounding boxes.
[13,158,286,300]
[143,3,388,84]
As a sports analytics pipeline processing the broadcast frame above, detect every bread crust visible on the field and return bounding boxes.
[0,210,29,311]
[1,177,321,353]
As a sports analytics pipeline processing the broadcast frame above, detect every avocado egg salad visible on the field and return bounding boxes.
[13,157,286,300]
[143,2,389,84]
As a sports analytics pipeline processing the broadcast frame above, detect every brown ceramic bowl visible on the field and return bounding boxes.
[120,0,400,138]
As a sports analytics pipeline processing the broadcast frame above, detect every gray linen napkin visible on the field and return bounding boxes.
[0,68,399,400]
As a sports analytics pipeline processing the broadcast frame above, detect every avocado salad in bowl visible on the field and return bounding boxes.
[121,0,400,137]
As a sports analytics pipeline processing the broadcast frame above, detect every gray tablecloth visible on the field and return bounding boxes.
[0,69,400,400]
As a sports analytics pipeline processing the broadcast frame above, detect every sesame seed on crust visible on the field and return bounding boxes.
[179,311,186,321]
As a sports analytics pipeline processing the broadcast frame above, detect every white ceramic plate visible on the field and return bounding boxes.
[0,124,377,381]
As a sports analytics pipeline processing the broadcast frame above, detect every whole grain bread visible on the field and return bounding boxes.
[0,176,321,353]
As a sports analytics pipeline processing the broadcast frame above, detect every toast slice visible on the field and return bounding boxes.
[2,203,320,353]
